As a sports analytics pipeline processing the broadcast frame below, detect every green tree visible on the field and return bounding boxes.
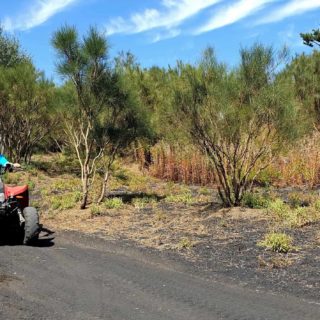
[301,28,320,47]
[52,26,149,208]
[0,27,29,67]
[0,62,55,162]
[172,45,301,207]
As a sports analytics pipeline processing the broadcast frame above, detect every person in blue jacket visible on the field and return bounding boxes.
[0,154,20,171]
[0,154,10,167]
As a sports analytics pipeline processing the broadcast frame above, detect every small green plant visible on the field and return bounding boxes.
[49,191,82,211]
[267,199,290,220]
[241,192,269,209]
[289,207,318,228]
[287,192,314,208]
[198,187,211,196]
[132,197,157,209]
[103,197,124,209]
[258,232,294,253]
[90,204,104,217]
[27,180,36,191]
[178,237,193,249]
[166,193,194,205]
[313,199,320,212]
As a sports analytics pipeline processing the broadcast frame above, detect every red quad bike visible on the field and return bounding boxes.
[0,164,40,245]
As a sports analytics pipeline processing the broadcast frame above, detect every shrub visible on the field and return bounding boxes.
[241,192,269,208]
[103,197,124,209]
[287,192,314,208]
[178,238,193,249]
[267,199,290,220]
[90,204,104,217]
[258,232,294,253]
[166,193,194,205]
[132,197,157,209]
[289,207,318,228]
[49,191,81,211]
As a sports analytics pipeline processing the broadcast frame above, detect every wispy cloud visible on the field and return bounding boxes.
[3,0,78,31]
[152,29,181,43]
[258,0,320,24]
[105,0,222,36]
[195,0,275,34]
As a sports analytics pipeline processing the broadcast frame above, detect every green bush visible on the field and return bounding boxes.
[49,191,81,211]
[258,232,294,253]
[104,197,124,209]
[132,197,157,209]
[166,193,194,205]
[289,207,318,228]
[90,204,104,217]
[287,192,314,208]
[267,199,290,220]
[241,192,269,208]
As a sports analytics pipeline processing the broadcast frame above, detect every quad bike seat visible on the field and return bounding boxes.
[4,185,29,209]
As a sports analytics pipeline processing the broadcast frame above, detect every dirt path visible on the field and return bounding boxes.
[0,231,319,320]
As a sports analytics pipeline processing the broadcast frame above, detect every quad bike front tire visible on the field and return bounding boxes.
[23,207,40,245]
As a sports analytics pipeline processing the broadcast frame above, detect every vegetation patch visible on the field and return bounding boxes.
[241,192,269,209]
[258,232,294,253]
[103,197,124,210]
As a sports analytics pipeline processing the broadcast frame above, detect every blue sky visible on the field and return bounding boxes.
[1,0,320,82]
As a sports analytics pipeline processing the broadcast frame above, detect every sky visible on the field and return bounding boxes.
[1,0,320,82]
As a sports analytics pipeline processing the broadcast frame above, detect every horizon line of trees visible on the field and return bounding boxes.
[0,24,319,208]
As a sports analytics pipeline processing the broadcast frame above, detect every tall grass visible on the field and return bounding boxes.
[139,132,320,187]
[148,142,216,186]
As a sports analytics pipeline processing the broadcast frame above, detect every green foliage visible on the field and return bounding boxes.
[171,44,302,207]
[103,197,124,209]
[267,199,291,220]
[241,192,269,209]
[258,232,294,253]
[166,193,194,205]
[0,61,55,162]
[0,27,29,67]
[90,204,104,217]
[301,28,320,47]
[178,237,193,249]
[49,191,82,211]
[132,197,157,209]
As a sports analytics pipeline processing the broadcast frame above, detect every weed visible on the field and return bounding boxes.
[287,192,314,208]
[258,232,294,253]
[49,191,81,211]
[241,192,269,209]
[90,204,104,217]
[28,180,36,191]
[178,237,193,249]
[103,197,124,209]
[132,197,157,209]
[198,187,211,196]
[289,207,318,228]
[267,199,290,220]
[166,193,194,205]
[154,209,167,222]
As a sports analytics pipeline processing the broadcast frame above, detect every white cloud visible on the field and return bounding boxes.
[258,0,320,24]
[3,0,78,31]
[152,29,181,43]
[105,0,222,36]
[195,0,275,34]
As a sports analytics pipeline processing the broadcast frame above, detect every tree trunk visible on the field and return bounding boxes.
[98,170,110,204]
[80,172,89,209]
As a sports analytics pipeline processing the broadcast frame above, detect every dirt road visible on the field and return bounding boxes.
[0,231,319,320]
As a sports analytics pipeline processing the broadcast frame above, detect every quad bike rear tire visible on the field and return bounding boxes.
[23,207,40,245]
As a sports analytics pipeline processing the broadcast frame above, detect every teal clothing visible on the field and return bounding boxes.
[0,154,9,167]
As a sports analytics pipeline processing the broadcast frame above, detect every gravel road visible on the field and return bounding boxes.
[0,231,319,320]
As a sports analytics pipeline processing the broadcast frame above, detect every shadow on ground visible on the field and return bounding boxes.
[0,226,55,247]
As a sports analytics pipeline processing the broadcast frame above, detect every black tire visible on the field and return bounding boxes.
[23,207,40,245]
